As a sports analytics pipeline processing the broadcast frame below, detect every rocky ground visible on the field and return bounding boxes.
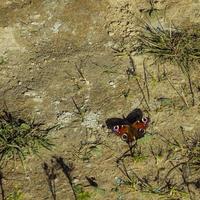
[0,0,200,199]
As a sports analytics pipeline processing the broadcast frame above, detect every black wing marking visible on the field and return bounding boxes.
[125,108,143,124]
[105,118,129,129]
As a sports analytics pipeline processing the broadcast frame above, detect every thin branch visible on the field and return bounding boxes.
[116,160,132,182]
[179,164,194,200]
[126,54,136,79]
[135,77,151,111]
[116,142,137,163]
[75,63,86,81]
[143,60,150,101]
[149,145,158,165]
[165,71,189,107]
[186,71,195,106]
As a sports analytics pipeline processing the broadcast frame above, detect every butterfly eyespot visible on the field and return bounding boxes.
[113,125,119,132]
[121,133,128,141]
[142,117,148,123]
[138,128,145,133]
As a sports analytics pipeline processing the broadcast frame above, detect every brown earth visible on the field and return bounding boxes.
[0,0,200,200]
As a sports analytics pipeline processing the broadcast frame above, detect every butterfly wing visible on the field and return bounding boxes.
[105,109,150,143]
[105,118,128,129]
[130,117,150,140]
[125,108,143,124]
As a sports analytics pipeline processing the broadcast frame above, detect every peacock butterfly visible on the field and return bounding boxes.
[105,108,150,143]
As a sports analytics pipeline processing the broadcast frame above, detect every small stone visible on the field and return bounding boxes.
[115,176,124,186]
[181,125,194,131]
[86,163,92,168]
[108,81,116,88]
[72,178,79,184]
[108,32,114,36]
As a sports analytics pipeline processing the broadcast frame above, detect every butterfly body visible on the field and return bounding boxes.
[106,108,150,143]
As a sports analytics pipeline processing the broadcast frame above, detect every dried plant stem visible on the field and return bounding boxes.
[143,60,150,101]
[72,97,81,115]
[117,160,132,182]
[157,64,161,81]
[149,145,158,165]
[179,164,194,200]
[128,142,134,157]
[135,77,151,111]
[117,159,152,188]
[165,73,189,107]
[71,97,84,121]
[75,63,86,80]
[116,143,137,163]
[186,71,195,106]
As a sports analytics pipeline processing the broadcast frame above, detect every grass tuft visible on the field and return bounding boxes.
[136,21,200,105]
[136,22,200,72]
[6,187,23,200]
[0,110,53,167]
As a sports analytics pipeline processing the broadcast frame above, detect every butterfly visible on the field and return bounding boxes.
[105,108,150,143]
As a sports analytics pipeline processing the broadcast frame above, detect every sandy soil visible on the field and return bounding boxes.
[0,0,200,199]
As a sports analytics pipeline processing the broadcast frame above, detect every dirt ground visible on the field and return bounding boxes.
[0,0,200,199]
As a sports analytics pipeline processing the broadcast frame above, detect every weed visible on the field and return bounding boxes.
[139,0,159,16]
[6,187,23,200]
[72,97,88,122]
[0,110,53,167]
[156,128,200,200]
[136,22,200,105]
[115,127,200,199]
[0,56,7,65]
[135,77,151,110]
[126,54,136,78]
[74,185,91,200]
[137,23,200,68]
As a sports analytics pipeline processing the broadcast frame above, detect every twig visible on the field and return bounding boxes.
[157,64,161,81]
[143,60,150,101]
[116,142,137,163]
[135,77,151,111]
[180,126,190,150]
[116,160,132,182]
[156,132,178,147]
[71,97,85,122]
[117,159,152,188]
[179,164,194,200]
[165,71,189,107]
[163,160,190,181]
[149,145,157,164]
[75,63,86,81]
[186,71,195,106]
[71,97,82,115]
[126,54,136,79]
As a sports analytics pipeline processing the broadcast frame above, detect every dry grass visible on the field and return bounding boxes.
[0,110,53,167]
[136,22,200,71]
